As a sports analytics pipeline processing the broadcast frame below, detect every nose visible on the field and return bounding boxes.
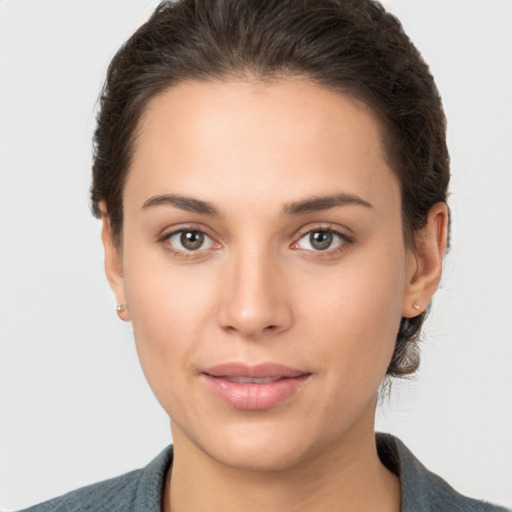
[217,247,293,339]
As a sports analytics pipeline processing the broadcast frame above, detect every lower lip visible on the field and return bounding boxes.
[203,374,310,410]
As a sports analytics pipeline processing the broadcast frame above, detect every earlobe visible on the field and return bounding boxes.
[99,203,131,322]
[402,202,449,318]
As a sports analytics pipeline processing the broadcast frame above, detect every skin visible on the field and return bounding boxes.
[101,78,448,512]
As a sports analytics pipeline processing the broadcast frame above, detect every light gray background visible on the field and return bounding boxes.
[1,1,511,510]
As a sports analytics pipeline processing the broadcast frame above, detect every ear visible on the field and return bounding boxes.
[99,203,131,322]
[402,202,449,318]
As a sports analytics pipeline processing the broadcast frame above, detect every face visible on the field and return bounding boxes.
[104,78,433,471]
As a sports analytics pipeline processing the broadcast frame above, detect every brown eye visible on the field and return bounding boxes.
[180,231,204,250]
[167,230,214,252]
[309,231,333,250]
[296,229,347,252]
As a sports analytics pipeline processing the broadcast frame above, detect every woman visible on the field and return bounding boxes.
[6,0,510,510]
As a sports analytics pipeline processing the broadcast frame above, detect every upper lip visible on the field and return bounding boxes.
[203,362,309,379]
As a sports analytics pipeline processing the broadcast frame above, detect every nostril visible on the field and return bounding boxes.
[265,325,277,331]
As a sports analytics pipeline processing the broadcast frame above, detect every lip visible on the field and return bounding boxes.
[202,362,311,410]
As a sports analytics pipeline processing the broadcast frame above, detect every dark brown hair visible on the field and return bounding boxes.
[91,0,450,377]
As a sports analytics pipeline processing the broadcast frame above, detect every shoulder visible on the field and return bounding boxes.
[376,433,510,512]
[18,470,142,512]
[17,445,173,512]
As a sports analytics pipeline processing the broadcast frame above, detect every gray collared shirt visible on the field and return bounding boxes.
[18,434,510,511]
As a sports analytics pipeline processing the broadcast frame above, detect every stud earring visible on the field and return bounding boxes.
[116,303,127,317]
[412,303,421,311]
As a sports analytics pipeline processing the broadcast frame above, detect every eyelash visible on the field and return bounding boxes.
[291,226,354,259]
[158,225,219,259]
[158,225,354,259]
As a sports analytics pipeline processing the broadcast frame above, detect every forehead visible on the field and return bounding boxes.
[126,78,399,215]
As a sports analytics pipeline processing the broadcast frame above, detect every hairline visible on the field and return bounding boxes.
[111,73,416,250]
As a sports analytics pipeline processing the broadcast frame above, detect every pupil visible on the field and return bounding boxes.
[310,231,332,250]
[181,231,204,250]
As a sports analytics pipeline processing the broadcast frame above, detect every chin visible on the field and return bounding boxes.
[181,416,314,472]
[207,436,309,473]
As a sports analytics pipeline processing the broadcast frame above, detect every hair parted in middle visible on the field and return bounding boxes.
[91,0,450,377]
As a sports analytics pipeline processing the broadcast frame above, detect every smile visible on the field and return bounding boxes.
[223,376,283,384]
[202,363,311,410]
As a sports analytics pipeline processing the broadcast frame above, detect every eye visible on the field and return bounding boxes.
[295,229,347,252]
[166,230,215,252]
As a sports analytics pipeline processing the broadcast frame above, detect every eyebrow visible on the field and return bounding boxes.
[142,194,219,216]
[282,193,373,215]
[141,192,372,217]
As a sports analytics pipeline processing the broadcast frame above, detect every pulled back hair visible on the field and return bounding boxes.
[91,0,450,377]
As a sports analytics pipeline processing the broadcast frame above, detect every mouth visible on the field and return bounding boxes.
[221,376,284,384]
[202,362,311,410]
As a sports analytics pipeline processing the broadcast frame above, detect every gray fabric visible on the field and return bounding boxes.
[376,434,510,512]
[18,435,510,511]
[18,447,172,512]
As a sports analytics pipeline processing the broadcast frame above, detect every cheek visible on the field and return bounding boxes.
[121,254,218,406]
[301,244,406,382]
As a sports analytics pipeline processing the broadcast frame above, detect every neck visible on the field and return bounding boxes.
[164,407,400,512]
